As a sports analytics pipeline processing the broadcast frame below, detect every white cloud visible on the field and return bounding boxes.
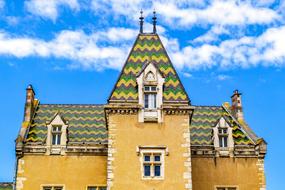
[25,0,79,21]
[0,27,138,70]
[90,0,280,27]
[169,25,285,70]
[155,1,280,27]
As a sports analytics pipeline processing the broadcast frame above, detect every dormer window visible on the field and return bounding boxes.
[46,113,68,155]
[213,117,234,156]
[144,86,157,109]
[136,62,165,123]
[52,125,62,145]
[218,127,228,147]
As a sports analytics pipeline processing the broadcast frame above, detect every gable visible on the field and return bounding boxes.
[109,34,189,104]
[190,106,256,146]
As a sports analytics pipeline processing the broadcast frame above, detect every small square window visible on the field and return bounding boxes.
[154,155,160,161]
[144,155,150,161]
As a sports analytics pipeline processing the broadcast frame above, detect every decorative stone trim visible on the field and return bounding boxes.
[181,118,192,190]
[257,159,266,190]
[107,120,117,190]
[20,144,107,155]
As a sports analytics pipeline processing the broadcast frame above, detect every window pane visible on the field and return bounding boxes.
[43,187,52,190]
[228,188,236,190]
[151,86,156,91]
[144,165,151,176]
[219,136,223,147]
[217,188,226,190]
[224,136,228,147]
[54,187,63,190]
[144,155,150,161]
[52,134,57,145]
[148,94,156,109]
[223,129,227,134]
[145,86,150,91]
[154,155,160,161]
[99,187,107,190]
[144,94,149,108]
[57,134,61,145]
[154,165,161,176]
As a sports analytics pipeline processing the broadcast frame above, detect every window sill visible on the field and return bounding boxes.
[142,176,164,180]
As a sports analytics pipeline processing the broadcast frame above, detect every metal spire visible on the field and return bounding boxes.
[152,10,157,34]
[139,10,144,34]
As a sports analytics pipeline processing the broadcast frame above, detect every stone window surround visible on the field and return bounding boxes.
[46,114,68,155]
[41,184,65,190]
[136,62,165,123]
[213,117,234,156]
[136,145,169,180]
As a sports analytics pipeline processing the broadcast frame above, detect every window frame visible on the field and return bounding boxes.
[41,185,65,190]
[86,185,107,190]
[138,147,166,180]
[144,85,157,110]
[51,125,62,146]
[218,127,229,148]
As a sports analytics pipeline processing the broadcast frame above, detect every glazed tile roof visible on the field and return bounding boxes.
[26,104,107,144]
[25,104,257,147]
[190,106,257,146]
[109,33,189,104]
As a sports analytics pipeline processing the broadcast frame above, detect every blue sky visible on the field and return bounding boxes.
[0,0,285,189]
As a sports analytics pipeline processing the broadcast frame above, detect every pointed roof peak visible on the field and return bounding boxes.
[108,32,190,104]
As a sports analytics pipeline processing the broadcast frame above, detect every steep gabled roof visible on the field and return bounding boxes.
[25,104,107,144]
[109,33,189,104]
[190,106,257,146]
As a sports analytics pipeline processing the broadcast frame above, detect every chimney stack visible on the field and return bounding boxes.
[231,90,244,121]
[24,84,35,122]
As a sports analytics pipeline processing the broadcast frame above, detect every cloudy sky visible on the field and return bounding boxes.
[0,1,284,189]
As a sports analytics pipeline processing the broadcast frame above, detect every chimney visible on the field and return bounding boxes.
[16,85,37,152]
[231,90,244,121]
[24,84,35,122]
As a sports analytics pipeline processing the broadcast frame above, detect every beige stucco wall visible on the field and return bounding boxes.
[191,157,265,190]
[107,113,191,190]
[16,155,107,190]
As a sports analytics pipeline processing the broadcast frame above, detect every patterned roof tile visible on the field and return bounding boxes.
[109,34,189,104]
[25,104,107,144]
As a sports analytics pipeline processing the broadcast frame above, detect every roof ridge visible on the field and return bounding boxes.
[39,104,106,106]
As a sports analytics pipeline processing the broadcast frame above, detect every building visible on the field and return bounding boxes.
[15,13,267,190]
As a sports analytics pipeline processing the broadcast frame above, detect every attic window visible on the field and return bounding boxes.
[144,86,157,109]
[218,128,228,147]
[51,125,62,145]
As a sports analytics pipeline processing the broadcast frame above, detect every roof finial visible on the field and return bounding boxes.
[139,9,144,34]
[152,9,157,34]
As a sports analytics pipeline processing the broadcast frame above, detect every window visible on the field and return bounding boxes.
[216,187,237,190]
[144,86,157,109]
[218,127,228,147]
[142,153,162,178]
[87,186,107,190]
[42,186,63,190]
[52,125,62,145]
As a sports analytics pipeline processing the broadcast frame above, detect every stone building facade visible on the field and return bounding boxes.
[15,15,266,190]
